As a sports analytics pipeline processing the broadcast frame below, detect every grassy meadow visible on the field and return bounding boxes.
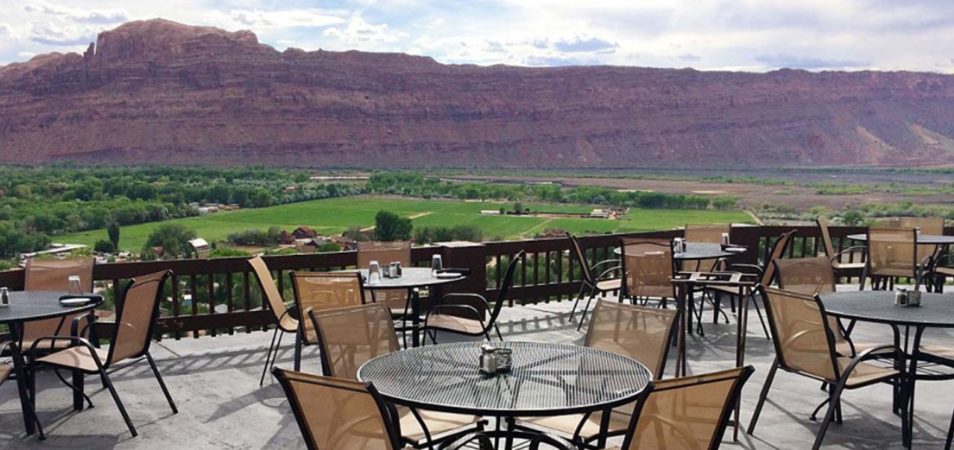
[61,196,753,251]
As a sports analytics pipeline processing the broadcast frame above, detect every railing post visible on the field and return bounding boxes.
[439,241,489,316]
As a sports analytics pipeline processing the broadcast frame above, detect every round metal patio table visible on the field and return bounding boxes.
[613,242,745,261]
[354,267,467,347]
[0,291,102,436]
[819,291,954,448]
[358,341,652,448]
[846,233,954,245]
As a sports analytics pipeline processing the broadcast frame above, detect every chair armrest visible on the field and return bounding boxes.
[433,293,490,311]
[591,259,621,272]
[595,265,622,282]
[71,313,97,339]
[443,431,495,450]
[832,245,866,261]
[725,263,764,275]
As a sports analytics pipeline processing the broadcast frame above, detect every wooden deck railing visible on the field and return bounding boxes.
[0,225,885,339]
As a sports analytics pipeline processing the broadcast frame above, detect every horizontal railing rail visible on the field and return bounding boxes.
[0,225,926,339]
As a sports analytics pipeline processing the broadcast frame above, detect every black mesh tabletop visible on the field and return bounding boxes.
[819,291,954,328]
[614,242,744,261]
[354,267,466,289]
[846,233,954,245]
[0,291,101,324]
[358,341,652,417]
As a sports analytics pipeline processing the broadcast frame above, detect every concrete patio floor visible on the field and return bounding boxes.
[2,293,953,449]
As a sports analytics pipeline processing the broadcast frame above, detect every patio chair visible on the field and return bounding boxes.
[616,238,676,310]
[30,270,178,437]
[519,299,678,444]
[860,227,920,290]
[774,257,885,358]
[291,271,365,371]
[422,251,524,344]
[900,217,944,266]
[705,230,796,338]
[531,366,754,450]
[816,217,865,273]
[249,256,299,386]
[685,223,732,271]
[748,287,901,450]
[357,241,416,344]
[22,257,95,352]
[566,233,621,325]
[308,304,486,448]
[273,368,492,450]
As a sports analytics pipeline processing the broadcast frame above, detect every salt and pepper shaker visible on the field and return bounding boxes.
[494,348,513,372]
[368,261,381,284]
[908,289,921,307]
[0,287,8,308]
[895,288,909,307]
[673,238,684,253]
[479,344,497,375]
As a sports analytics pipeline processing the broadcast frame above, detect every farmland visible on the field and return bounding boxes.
[61,196,753,252]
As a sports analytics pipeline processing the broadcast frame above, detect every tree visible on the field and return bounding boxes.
[107,221,120,251]
[841,209,864,226]
[374,210,412,241]
[513,202,523,215]
[142,224,197,259]
[94,239,115,253]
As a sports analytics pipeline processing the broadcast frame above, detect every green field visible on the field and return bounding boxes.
[61,196,754,251]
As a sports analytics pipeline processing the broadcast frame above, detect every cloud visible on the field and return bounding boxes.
[228,9,346,29]
[24,1,128,24]
[322,13,404,45]
[553,37,617,53]
[677,53,701,62]
[755,53,869,70]
[28,23,96,46]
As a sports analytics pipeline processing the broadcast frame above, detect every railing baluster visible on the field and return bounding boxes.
[171,274,181,340]
[190,275,199,339]
[226,272,234,335]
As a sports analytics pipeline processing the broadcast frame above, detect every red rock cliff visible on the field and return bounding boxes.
[2,18,954,168]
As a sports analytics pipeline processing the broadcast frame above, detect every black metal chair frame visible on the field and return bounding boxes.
[28,271,178,437]
[422,251,524,344]
[565,234,622,331]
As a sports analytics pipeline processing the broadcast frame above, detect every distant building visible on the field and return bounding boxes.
[21,243,88,260]
[189,238,211,259]
[589,209,610,219]
[481,210,501,215]
[292,226,318,239]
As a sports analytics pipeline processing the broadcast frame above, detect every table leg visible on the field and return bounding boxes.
[676,284,688,377]
[9,322,38,435]
[902,326,926,449]
[410,288,421,348]
[72,369,85,411]
[733,285,750,442]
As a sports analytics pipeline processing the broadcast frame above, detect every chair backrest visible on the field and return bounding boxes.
[758,286,840,381]
[567,233,594,284]
[486,251,525,328]
[774,256,836,295]
[356,241,411,268]
[684,224,731,243]
[293,272,365,345]
[273,368,402,450]
[584,299,678,379]
[620,366,754,450]
[901,217,944,262]
[22,257,96,341]
[310,303,399,380]
[760,230,796,286]
[24,257,95,292]
[815,217,837,260]
[249,256,290,322]
[107,270,170,366]
[620,238,674,300]
[866,227,918,279]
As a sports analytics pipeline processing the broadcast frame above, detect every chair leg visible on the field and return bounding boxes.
[812,378,850,450]
[99,371,137,437]
[568,285,588,322]
[259,326,281,386]
[293,331,302,372]
[494,324,503,341]
[576,293,597,332]
[750,294,771,340]
[747,359,779,435]
[145,352,177,414]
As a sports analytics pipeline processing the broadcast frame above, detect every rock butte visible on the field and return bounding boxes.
[3,19,954,168]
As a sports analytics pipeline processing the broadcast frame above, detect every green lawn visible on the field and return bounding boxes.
[60,196,754,251]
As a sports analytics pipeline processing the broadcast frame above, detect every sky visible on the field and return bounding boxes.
[1,0,954,72]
